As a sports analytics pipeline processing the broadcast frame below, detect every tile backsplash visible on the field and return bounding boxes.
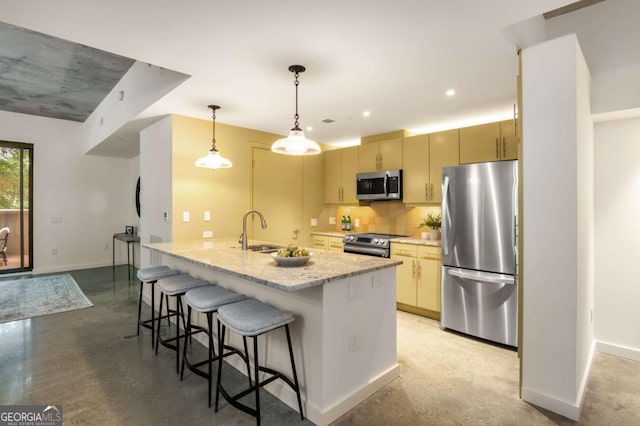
[333,202,441,238]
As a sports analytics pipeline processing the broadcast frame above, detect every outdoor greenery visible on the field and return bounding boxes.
[0,147,30,209]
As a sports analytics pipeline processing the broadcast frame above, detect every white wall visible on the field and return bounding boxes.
[521,34,594,421]
[593,118,640,361]
[139,116,172,268]
[0,110,132,273]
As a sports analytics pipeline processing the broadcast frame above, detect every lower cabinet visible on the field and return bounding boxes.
[311,234,344,252]
[391,242,441,320]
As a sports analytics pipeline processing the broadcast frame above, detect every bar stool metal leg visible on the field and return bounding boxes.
[285,325,304,420]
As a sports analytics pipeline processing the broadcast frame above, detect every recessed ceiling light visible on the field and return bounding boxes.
[362,111,371,117]
[306,126,313,131]
[446,89,456,97]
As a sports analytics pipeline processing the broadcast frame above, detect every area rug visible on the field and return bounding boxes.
[0,274,93,323]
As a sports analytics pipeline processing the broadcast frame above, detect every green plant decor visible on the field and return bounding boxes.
[418,212,441,230]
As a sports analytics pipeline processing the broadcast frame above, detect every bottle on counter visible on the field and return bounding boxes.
[341,216,347,231]
[346,215,352,231]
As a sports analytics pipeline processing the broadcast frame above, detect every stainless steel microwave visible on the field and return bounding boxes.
[356,169,403,201]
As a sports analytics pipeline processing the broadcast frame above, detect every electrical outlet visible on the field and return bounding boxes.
[203,231,213,238]
[372,275,384,288]
[51,248,58,255]
[329,217,336,225]
[355,218,360,228]
[349,331,361,353]
[104,243,110,250]
[204,211,211,221]
[163,211,169,222]
[310,218,318,227]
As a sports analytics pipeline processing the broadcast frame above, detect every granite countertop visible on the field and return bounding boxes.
[311,231,441,247]
[144,238,401,292]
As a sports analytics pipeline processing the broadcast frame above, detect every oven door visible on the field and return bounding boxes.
[343,244,389,258]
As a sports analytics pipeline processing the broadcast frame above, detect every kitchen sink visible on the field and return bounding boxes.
[247,244,283,253]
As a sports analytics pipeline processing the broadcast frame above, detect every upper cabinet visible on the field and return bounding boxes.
[358,137,403,172]
[403,129,459,204]
[324,146,358,204]
[459,120,518,164]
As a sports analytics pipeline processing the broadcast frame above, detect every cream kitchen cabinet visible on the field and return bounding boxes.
[459,120,519,164]
[358,138,403,172]
[311,234,344,252]
[391,242,441,319]
[327,235,344,252]
[311,235,328,250]
[324,147,358,204]
[403,129,459,204]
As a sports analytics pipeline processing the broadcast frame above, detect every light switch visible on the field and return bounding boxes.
[183,211,190,222]
[204,211,211,221]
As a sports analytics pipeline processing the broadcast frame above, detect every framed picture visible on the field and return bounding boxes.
[125,226,134,234]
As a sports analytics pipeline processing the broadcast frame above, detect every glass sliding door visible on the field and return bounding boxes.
[0,141,33,273]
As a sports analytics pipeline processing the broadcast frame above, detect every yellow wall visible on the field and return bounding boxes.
[171,114,282,241]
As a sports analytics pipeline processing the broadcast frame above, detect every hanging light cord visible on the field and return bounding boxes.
[210,108,218,152]
[293,70,301,130]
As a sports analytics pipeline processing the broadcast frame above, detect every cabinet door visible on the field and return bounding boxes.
[459,122,501,164]
[379,138,403,170]
[341,146,359,204]
[327,236,344,252]
[311,235,328,250]
[429,129,459,203]
[402,134,430,203]
[324,149,341,204]
[393,256,416,305]
[416,246,441,313]
[417,257,440,312]
[500,120,519,160]
[358,143,379,172]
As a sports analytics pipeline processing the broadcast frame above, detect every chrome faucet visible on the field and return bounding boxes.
[239,209,268,250]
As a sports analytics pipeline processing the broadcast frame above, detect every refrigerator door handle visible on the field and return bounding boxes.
[447,268,515,285]
[441,175,450,255]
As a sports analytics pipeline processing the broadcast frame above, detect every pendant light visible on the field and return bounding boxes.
[195,105,232,169]
[271,65,321,156]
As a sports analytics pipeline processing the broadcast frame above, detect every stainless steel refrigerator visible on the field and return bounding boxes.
[440,160,518,347]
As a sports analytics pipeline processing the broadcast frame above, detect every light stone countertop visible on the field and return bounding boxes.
[144,238,402,292]
[311,231,441,247]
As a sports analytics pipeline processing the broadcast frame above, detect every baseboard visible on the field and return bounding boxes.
[596,340,640,361]
[32,260,118,275]
[522,340,595,422]
[521,387,581,421]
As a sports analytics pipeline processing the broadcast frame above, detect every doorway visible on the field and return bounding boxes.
[0,141,33,273]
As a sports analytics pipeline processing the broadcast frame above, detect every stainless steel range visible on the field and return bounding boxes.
[343,233,408,258]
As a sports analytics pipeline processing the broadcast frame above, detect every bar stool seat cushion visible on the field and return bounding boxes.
[185,286,246,313]
[217,298,294,337]
[137,265,180,282]
[158,274,209,296]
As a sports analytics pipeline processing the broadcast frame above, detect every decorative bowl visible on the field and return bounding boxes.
[270,252,313,267]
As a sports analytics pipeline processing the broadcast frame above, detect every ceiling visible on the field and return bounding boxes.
[1,0,584,152]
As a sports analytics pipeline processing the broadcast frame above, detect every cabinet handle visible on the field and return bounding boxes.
[430,183,433,201]
[502,137,506,158]
[425,183,428,201]
[495,138,499,159]
[513,103,517,135]
[412,260,416,278]
[417,263,422,283]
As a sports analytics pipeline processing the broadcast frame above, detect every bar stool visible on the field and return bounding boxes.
[215,298,304,424]
[136,266,180,347]
[180,285,251,407]
[155,274,209,373]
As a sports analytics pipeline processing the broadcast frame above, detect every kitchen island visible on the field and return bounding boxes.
[143,239,401,426]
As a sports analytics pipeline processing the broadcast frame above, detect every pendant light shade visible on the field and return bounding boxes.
[271,65,321,156]
[195,105,232,169]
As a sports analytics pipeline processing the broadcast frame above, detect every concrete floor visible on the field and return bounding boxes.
[0,266,638,425]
